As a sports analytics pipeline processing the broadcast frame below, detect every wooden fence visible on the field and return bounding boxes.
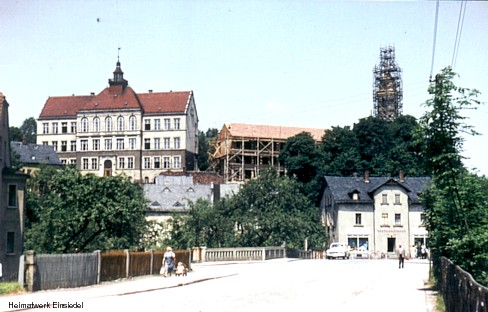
[440,257,488,312]
[24,249,191,291]
[23,247,319,292]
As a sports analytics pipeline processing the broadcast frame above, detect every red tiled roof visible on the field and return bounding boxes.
[138,91,190,114]
[39,88,191,118]
[81,86,142,111]
[221,123,326,141]
[39,95,93,118]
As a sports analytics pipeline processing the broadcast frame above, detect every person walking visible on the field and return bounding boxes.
[397,244,406,269]
[162,247,176,277]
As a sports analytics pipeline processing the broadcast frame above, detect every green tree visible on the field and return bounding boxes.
[280,131,323,204]
[197,128,219,171]
[416,67,485,284]
[20,117,37,143]
[10,117,37,143]
[25,166,148,253]
[9,126,22,142]
[228,169,325,249]
[318,125,361,176]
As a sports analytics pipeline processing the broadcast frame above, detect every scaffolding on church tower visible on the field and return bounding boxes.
[373,46,403,121]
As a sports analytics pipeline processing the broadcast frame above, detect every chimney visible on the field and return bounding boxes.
[364,170,370,183]
[148,89,153,93]
[399,170,404,182]
[22,135,28,145]
[90,92,95,96]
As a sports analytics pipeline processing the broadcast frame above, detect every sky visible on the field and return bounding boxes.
[1,0,487,175]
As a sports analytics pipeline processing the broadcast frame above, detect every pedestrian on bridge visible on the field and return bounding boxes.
[397,245,406,269]
[163,247,176,277]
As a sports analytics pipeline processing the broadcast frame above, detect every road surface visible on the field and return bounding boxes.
[0,258,436,312]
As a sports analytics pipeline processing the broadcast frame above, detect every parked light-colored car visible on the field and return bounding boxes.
[326,242,350,259]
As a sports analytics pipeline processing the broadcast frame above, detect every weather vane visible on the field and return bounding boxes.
[118,47,121,62]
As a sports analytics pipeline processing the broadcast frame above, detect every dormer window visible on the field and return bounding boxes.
[349,190,360,201]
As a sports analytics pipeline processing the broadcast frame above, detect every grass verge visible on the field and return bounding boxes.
[0,281,25,296]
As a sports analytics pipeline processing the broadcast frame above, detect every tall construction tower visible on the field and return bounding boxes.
[373,46,403,121]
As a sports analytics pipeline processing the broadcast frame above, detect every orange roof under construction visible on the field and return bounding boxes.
[220,123,326,141]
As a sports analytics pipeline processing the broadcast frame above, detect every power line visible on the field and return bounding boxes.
[430,0,440,80]
[451,0,467,70]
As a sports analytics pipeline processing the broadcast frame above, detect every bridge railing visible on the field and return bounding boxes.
[440,256,488,312]
[202,247,287,262]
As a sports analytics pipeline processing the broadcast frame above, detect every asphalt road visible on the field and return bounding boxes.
[0,258,436,312]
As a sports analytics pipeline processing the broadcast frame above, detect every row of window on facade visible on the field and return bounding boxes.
[75,156,182,170]
[353,212,426,227]
[43,137,182,152]
[352,192,403,204]
[42,117,182,134]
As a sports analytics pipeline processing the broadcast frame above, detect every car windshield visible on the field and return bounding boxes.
[331,243,344,248]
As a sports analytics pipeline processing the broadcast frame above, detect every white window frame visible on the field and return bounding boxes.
[117,116,124,131]
[129,116,137,130]
[81,140,88,151]
[116,138,124,150]
[173,156,181,169]
[81,118,88,132]
[174,137,180,149]
[93,117,100,132]
[129,138,136,150]
[105,116,113,132]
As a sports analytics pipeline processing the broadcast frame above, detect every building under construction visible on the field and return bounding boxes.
[373,46,403,121]
[212,123,326,183]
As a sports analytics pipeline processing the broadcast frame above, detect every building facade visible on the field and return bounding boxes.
[0,93,27,281]
[212,123,326,183]
[37,60,199,183]
[321,172,430,257]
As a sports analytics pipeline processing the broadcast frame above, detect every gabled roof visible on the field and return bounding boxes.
[144,184,212,212]
[38,89,192,118]
[138,91,191,114]
[38,59,192,119]
[220,123,326,141]
[325,176,431,204]
[10,142,61,165]
[39,95,93,118]
[81,86,142,112]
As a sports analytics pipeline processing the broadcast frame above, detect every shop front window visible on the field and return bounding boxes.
[348,237,368,251]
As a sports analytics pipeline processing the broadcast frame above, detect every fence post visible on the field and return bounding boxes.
[94,250,101,285]
[201,247,207,262]
[187,249,192,270]
[125,249,130,278]
[262,248,266,261]
[150,250,154,275]
[24,250,36,292]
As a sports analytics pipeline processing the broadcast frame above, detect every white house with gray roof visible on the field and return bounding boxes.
[320,172,431,258]
[144,173,240,223]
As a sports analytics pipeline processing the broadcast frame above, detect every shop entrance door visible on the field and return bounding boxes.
[387,237,396,252]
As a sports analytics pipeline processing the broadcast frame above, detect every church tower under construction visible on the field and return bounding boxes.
[373,46,403,121]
